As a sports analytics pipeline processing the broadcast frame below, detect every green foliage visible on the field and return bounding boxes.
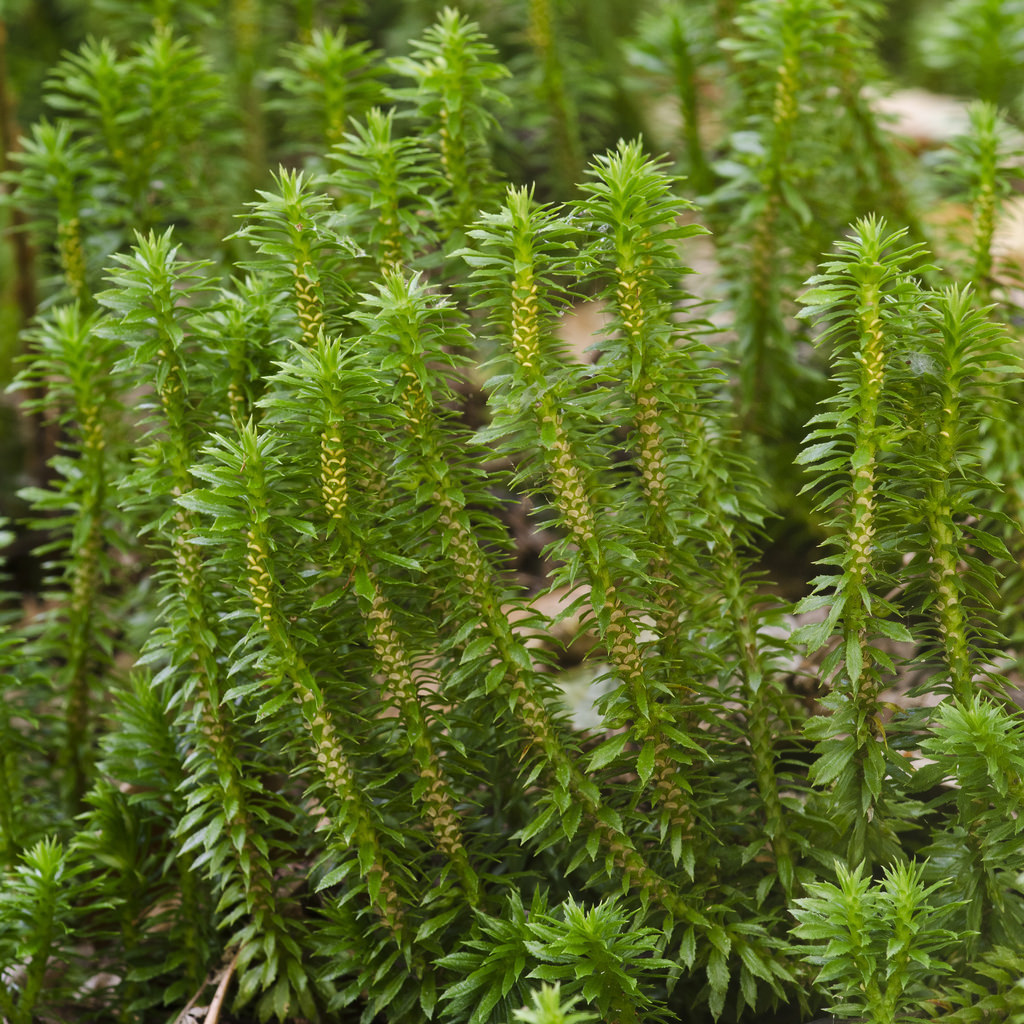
[791,860,960,1023]
[5,2,1024,1022]
[267,26,384,156]
[0,836,88,1023]
[388,6,509,241]
[917,697,1024,952]
[934,946,1024,1023]
[11,302,128,811]
[513,983,599,1024]
[914,0,1024,108]
[6,25,235,306]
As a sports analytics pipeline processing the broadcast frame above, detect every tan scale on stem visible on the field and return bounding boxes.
[364,576,479,896]
[373,137,406,274]
[808,243,899,867]
[930,510,972,698]
[972,178,995,306]
[843,275,886,701]
[370,276,704,915]
[433,489,705,925]
[924,291,1001,701]
[749,45,801,296]
[507,233,692,841]
[962,104,1007,305]
[171,514,282,947]
[612,268,699,671]
[611,248,796,890]
[293,234,324,347]
[145,322,298,975]
[296,276,388,511]
[241,501,407,937]
[319,417,480,899]
[57,217,88,304]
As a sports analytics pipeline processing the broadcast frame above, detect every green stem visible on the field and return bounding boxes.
[230,0,266,186]
[527,0,582,193]
[365,277,703,916]
[17,866,59,1024]
[59,383,108,810]
[241,442,411,941]
[509,240,692,836]
[319,412,481,900]
[668,13,711,194]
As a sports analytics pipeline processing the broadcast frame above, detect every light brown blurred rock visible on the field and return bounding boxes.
[873,88,971,149]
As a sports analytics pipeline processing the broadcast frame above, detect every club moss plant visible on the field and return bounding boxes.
[5,3,1024,1022]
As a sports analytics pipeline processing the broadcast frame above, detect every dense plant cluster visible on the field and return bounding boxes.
[4,1,1024,1022]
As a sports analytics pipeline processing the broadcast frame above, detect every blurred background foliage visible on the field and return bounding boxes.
[0,0,1015,587]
